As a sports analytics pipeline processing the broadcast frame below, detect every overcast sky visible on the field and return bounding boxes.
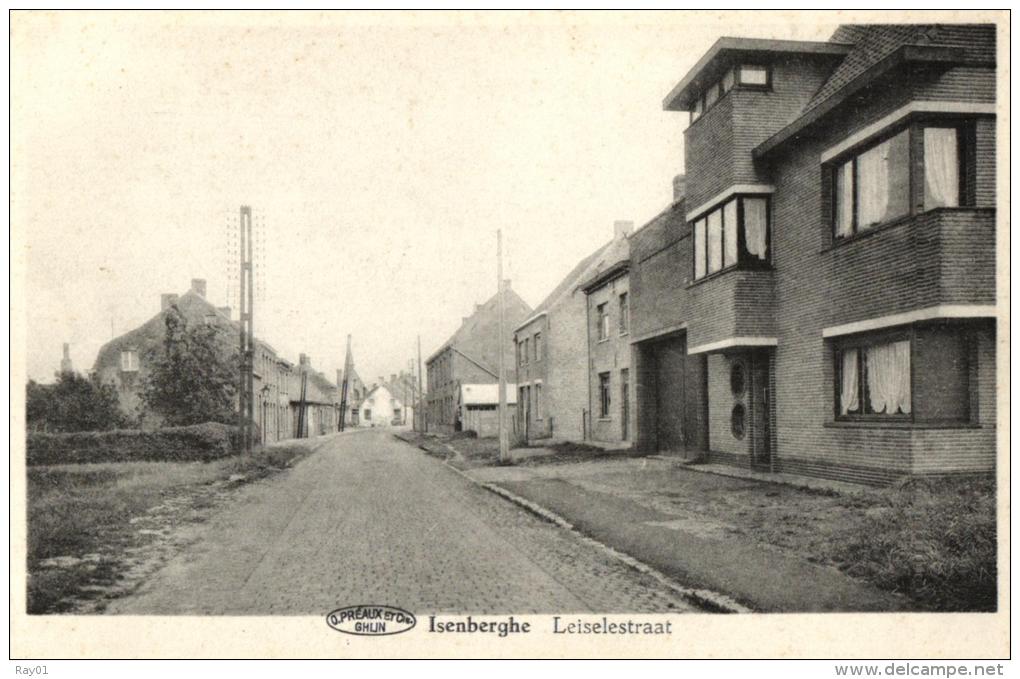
[14,11,838,385]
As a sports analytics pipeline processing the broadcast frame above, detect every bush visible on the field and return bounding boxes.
[27,422,239,466]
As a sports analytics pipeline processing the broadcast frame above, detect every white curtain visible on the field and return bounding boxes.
[744,197,769,260]
[694,219,706,278]
[707,209,723,273]
[834,161,854,238]
[856,139,890,229]
[866,340,911,415]
[924,127,959,210]
[840,348,859,415]
[723,200,738,266]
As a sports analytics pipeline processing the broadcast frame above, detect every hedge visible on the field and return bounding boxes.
[27,422,241,466]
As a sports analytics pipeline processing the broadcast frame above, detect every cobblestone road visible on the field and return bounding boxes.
[108,430,697,614]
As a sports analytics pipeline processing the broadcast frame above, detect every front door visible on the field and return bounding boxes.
[620,369,630,441]
[750,352,771,467]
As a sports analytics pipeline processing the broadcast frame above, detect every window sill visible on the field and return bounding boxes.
[597,338,610,344]
[688,264,773,289]
[597,417,613,422]
[825,419,982,430]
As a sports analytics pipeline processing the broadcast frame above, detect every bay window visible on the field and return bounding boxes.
[832,122,968,239]
[834,324,975,423]
[691,195,771,280]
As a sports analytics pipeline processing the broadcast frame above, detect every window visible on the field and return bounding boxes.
[833,124,967,239]
[523,338,530,364]
[692,195,771,280]
[618,292,629,334]
[120,349,139,372]
[364,409,372,420]
[924,127,961,210]
[597,303,609,341]
[836,338,912,418]
[535,384,542,418]
[598,372,611,418]
[689,64,771,123]
[738,64,770,86]
[534,332,542,361]
[516,341,523,367]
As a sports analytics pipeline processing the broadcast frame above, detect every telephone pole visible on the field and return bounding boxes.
[417,334,424,433]
[497,230,510,463]
[238,205,255,454]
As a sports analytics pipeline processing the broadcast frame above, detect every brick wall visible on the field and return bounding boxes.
[586,274,632,443]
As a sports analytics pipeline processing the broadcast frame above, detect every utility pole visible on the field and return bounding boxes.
[497,230,509,463]
[417,334,424,433]
[238,205,255,454]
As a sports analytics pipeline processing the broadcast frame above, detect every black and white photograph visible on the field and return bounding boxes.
[9,9,1009,661]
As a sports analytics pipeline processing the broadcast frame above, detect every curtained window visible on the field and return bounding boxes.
[694,218,706,279]
[692,195,771,280]
[924,127,960,210]
[836,338,912,418]
[832,124,968,239]
[707,209,723,274]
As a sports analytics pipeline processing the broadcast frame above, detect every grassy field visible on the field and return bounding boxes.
[27,442,314,614]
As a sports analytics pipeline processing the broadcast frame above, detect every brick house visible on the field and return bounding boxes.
[426,283,532,433]
[93,277,340,443]
[580,222,633,445]
[512,222,630,442]
[628,24,997,484]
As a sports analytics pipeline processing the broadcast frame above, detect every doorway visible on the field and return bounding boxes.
[749,351,772,468]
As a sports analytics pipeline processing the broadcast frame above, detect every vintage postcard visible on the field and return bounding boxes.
[9,9,1010,661]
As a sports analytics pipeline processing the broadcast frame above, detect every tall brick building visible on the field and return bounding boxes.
[426,283,531,433]
[513,222,630,442]
[628,24,997,484]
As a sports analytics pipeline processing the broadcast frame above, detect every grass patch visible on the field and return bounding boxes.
[824,477,996,611]
[27,440,317,613]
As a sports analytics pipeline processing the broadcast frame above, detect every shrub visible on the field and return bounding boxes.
[27,422,239,466]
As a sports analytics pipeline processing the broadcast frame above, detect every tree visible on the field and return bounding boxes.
[26,372,128,432]
[140,306,238,426]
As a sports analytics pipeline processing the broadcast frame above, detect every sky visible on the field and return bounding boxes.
[14,11,839,385]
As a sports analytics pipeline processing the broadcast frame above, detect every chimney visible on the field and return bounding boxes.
[614,220,634,240]
[299,353,310,367]
[503,279,512,290]
[673,174,686,203]
[217,306,231,320]
[190,278,207,297]
[160,293,179,311]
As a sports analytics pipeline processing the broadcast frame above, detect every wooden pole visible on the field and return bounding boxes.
[497,230,509,463]
[417,335,425,433]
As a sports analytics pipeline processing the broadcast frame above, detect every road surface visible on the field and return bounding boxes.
[109,430,695,614]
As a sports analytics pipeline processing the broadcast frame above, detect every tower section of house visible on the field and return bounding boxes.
[580,223,632,445]
[512,226,624,442]
[630,25,997,484]
[426,283,532,433]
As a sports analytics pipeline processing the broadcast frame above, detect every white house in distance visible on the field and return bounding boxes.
[458,383,517,437]
[358,384,405,428]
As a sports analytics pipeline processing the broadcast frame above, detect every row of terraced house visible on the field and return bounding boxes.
[508,23,998,485]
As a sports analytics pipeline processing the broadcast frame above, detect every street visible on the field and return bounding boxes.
[108,430,697,614]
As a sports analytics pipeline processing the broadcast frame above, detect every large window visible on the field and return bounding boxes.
[835,325,976,423]
[692,195,771,280]
[598,372,611,418]
[836,338,912,419]
[833,124,967,239]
